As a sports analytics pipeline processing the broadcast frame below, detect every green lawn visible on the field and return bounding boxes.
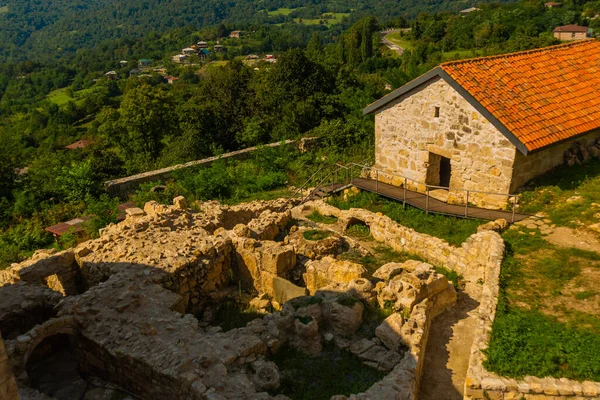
[0,5,8,13]
[267,7,298,16]
[47,86,98,107]
[385,32,415,51]
[385,33,480,61]
[293,13,350,27]
[484,160,600,381]
[47,88,76,106]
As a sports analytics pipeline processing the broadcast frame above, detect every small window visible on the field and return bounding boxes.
[434,106,440,118]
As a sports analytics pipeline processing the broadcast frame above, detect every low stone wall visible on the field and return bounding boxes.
[304,201,505,283]
[104,137,318,198]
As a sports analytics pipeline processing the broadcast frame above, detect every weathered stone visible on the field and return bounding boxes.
[372,263,403,281]
[272,277,308,305]
[375,313,405,352]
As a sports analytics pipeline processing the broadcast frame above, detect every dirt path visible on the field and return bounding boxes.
[544,226,600,253]
[419,284,482,400]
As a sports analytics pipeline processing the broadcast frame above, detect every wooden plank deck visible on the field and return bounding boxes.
[351,177,530,222]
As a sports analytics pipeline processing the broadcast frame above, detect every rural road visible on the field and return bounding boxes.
[380,29,404,55]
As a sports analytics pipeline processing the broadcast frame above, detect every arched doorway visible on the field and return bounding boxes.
[25,334,87,399]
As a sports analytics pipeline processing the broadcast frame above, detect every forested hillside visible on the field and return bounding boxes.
[0,0,508,62]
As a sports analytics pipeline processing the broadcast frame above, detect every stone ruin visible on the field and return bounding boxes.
[0,195,509,400]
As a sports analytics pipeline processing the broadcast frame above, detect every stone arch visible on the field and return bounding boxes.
[342,217,370,232]
[10,317,78,376]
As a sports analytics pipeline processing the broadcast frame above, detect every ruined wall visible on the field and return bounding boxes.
[0,331,19,400]
[307,202,505,283]
[373,76,518,208]
[104,138,317,198]
[510,131,600,191]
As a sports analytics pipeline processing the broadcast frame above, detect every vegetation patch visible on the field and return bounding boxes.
[271,344,384,399]
[518,158,600,228]
[303,230,332,241]
[359,303,395,338]
[486,223,600,381]
[345,224,372,240]
[306,210,338,224]
[330,192,481,246]
[336,295,358,307]
[210,299,263,332]
[0,5,8,13]
[339,245,421,276]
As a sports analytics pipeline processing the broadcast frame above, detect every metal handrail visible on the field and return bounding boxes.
[346,163,520,199]
[347,162,520,222]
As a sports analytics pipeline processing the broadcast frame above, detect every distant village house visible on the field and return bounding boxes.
[65,139,93,150]
[138,59,152,68]
[104,71,117,80]
[544,2,562,8]
[459,7,480,15]
[172,54,188,64]
[197,41,208,48]
[553,25,591,41]
[229,30,242,38]
[363,40,600,209]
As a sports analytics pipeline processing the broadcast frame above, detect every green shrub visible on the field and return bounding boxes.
[271,344,384,399]
[346,223,372,240]
[336,295,358,307]
[306,210,338,224]
[303,229,331,241]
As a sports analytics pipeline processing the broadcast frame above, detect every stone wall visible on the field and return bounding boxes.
[305,201,505,283]
[510,131,600,191]
[0,331,19,400]
[373,76,518,208]
[104,137,317,198]
[554,32,588,41]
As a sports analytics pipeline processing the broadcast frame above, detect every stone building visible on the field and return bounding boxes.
[553,25,590,41]
[364,40,600,208]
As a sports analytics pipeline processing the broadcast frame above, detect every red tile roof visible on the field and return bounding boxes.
[440,40,600,152]
[45,216,92,236]
[553,24,589,33]
[65,139,92,150]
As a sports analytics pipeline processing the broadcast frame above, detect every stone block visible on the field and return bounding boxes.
[272,277,308,305]
[375,312,405,352]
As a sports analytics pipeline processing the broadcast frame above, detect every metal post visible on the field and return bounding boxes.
[403,177,407,208]
[511,195,516,223]
[465,190,469,217]
[376,170,379,192]
[426,186,429,214]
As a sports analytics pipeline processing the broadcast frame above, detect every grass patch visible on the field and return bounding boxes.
[336,295,358,307]
[485,304,600,381]
[306,210,338,224]
[385,32,415,50]
[293,13,350,27]
[435,266,465,290]
[340,245,422,276]
[359,303,396,338]
[574,291,596,300]
[345,224,372,240]
[210,299,263,331]
[486,228,600,381]
[271,344,385,399]
[329,191,481,246]
[518,158,600,227]
[223,187,293,205]
[267,7,298,16]
[46,88,76,106]
[536,254,581,283]
[303,230,331,241]
[0,5,8,13]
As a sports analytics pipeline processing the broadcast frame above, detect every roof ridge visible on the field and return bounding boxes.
[440,39,597,67]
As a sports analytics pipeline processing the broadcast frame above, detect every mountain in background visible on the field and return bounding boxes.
[0,0,496,62]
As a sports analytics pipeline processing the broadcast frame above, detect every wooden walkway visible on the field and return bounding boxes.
[351,178,530,222]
